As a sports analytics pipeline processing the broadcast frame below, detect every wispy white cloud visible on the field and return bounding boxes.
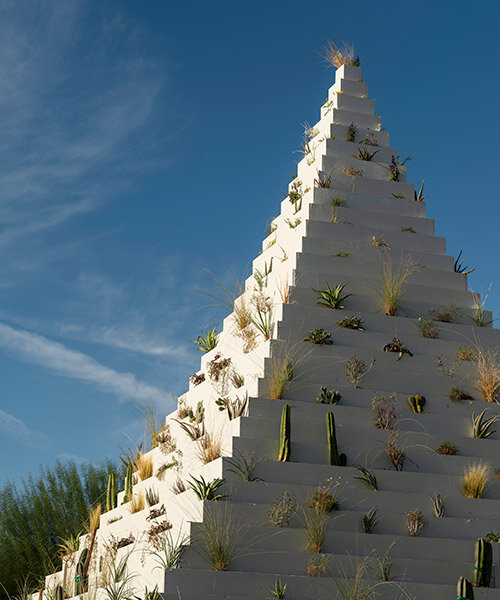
[0,322,167,405]
[0,408,46,448]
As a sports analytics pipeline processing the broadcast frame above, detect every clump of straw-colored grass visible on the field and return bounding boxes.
[129,492,145,514]
[461,462,490,499]
[267,355,294,400]
[196,431,223,464]
[135,453,153,480]
[321,40,356,69]
[372,259,417,316]
[475,348,500,403]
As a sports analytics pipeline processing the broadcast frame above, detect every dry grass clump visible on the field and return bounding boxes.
[461,462,490,498]
[474,348,500,403]
[372,259,417,316]
[129,492,145,514]
[321,40,357,69]
[135,453,153,480]
[197,431,223,464]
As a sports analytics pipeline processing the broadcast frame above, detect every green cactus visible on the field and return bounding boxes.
[54,586,64,600]
[106,472,117,512]
[189,401,205,425]
[473,538,492,587]
[122,462,133,504]
[74,548,88,595]
[316,387,342,405]
[457,576,474,599]
[278,404,291,462]
[408,394,426,413]
[326,412,346,466]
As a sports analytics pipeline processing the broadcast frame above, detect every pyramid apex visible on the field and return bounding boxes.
[335,63,362,83]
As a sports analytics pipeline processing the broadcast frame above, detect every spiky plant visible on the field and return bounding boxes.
[190,326,218,352]
[461,462,490,498]
[353,466,378,491]
[312,282,352,309]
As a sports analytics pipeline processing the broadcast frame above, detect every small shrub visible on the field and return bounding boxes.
[401,226,416,233]
[135,454,153,481]
[129,493,145,514]
[447,387,473,401]
[486,531,500,543]
[189,372,205,386]
[196,431,222,464]
[346,355,375,388]
[372,393,398,430]
[332,249,350,258]
[268,490,297,527]
[312,282,352,309]
[389,155,399,181]
[304,328,333,345]
[457,346,475,361]
[405,509,426,536]
[437,356,456,377]
[336,316,364,330]
[383,337,413,360]
[308,491,339,513]
[361,507,379,533]
[418,319,439,339]
[385,430,406,471]
[429,304,460,323]
[474,348,500,402]
[391,190,406,199]
[461,462,490,498]
[353,466,378,491]
[430,493,445,517]
[306,554,329,577]
[435,441,458,455]
[372,259,416,316]
[321,40,358,68]
[345,122,357,143]
[371,235,388,248]
[316,387,341,405]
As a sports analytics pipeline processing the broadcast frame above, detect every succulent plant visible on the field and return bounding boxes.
[304,328,333,345]
[122,462,133,504]
[473,538,492,587]
[457,576,474,599]
[316,387,341,405]
[106,472,117,512]
[55,586,64,600]
[326,412,346,466]
[448,387,473,401]
[336,315,364,330]
[383,337,413,360]
[408,394,426,413]
[189,401,205,425]
[278,404,291,462]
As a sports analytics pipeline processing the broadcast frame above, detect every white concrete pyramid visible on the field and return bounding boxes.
[41,64,500,600]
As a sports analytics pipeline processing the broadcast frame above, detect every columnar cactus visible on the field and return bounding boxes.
[54,585,64,600]
[74,548,88,595]
[457,576,474,599]
[106,472,117,512]
[326,412,346,466]
[278,404,291,462]
[473,538,492,587]
[408,394,426,413]
[122,462,133,504]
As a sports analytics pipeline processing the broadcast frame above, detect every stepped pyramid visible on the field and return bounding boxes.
[40,64,500,600]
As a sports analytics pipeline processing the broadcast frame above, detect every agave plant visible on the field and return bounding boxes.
[303,328,333,345]
[190,327,217,353]
[312,282,352,309]
[187,475,227,501]
[414,180,427,202]
[355,146,381,161]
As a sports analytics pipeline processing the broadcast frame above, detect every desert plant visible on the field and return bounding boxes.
[308,490,339,513]
[265,222,277,237]
[190,327,217,353]
[196,431,223,464]
[304,328,333,345]
[225,451,262,482]
[268,490,297,527]
[332,249,350,258]
[102,552,136,600]
[485,531,500,542]
[267,353,294,400]
[175,419,204,441]
[129,493,145,514]
[470,289,492,327]
[447,387,473,401]
[314,168,336,188]
[383,337,413,360]
[171,478,186,495]
[306,554,329,577]
[454,250,475,275]
[401,226,416,233]
[249,301,273,340]
[418,319,439,339]
[337,315,364,330]
[430,493,445,517]
[106,472,117,512]
[215,394,248,420]
[375,543,395,582]
[322,40,358,68]
[300,504,327,553]
[354,466,378,491]
[58,531,82,556]
[437,356,456,377]
[496,468,500,480]
[278,404,291,462]
[331,195,347,222]
[474,348,500,402]
[457,346,475,361]
[267,579,287,600]
[472,409,498,439]
[372,393,398,430]
[391,190,406,199]
[429,304,460,323]
[190,372,205,386]
[188,475,226,501]
[326,412,346,466]
[435,441,458,455]
[414,180,427,202]
[361,507,379,533]
[457,576,474,599]
[473,538,492,587]
[372,259,416,316]
[122,462,133,504]
[371,235,388,248]
[135,453,153,481]
[461,462,490,498]
[405,509,426,537]
[385,430,406,471]
[388,155,399,181]
[144,487,159,507]
[345,122,357,142]
[147,529,189,570]
[346,355,375,388]
[356,146,380,161]
[313,282,352,309]
[316,387,341,405]
[408,394,426,413]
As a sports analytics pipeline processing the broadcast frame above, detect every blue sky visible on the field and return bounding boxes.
[1,0,499,482]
